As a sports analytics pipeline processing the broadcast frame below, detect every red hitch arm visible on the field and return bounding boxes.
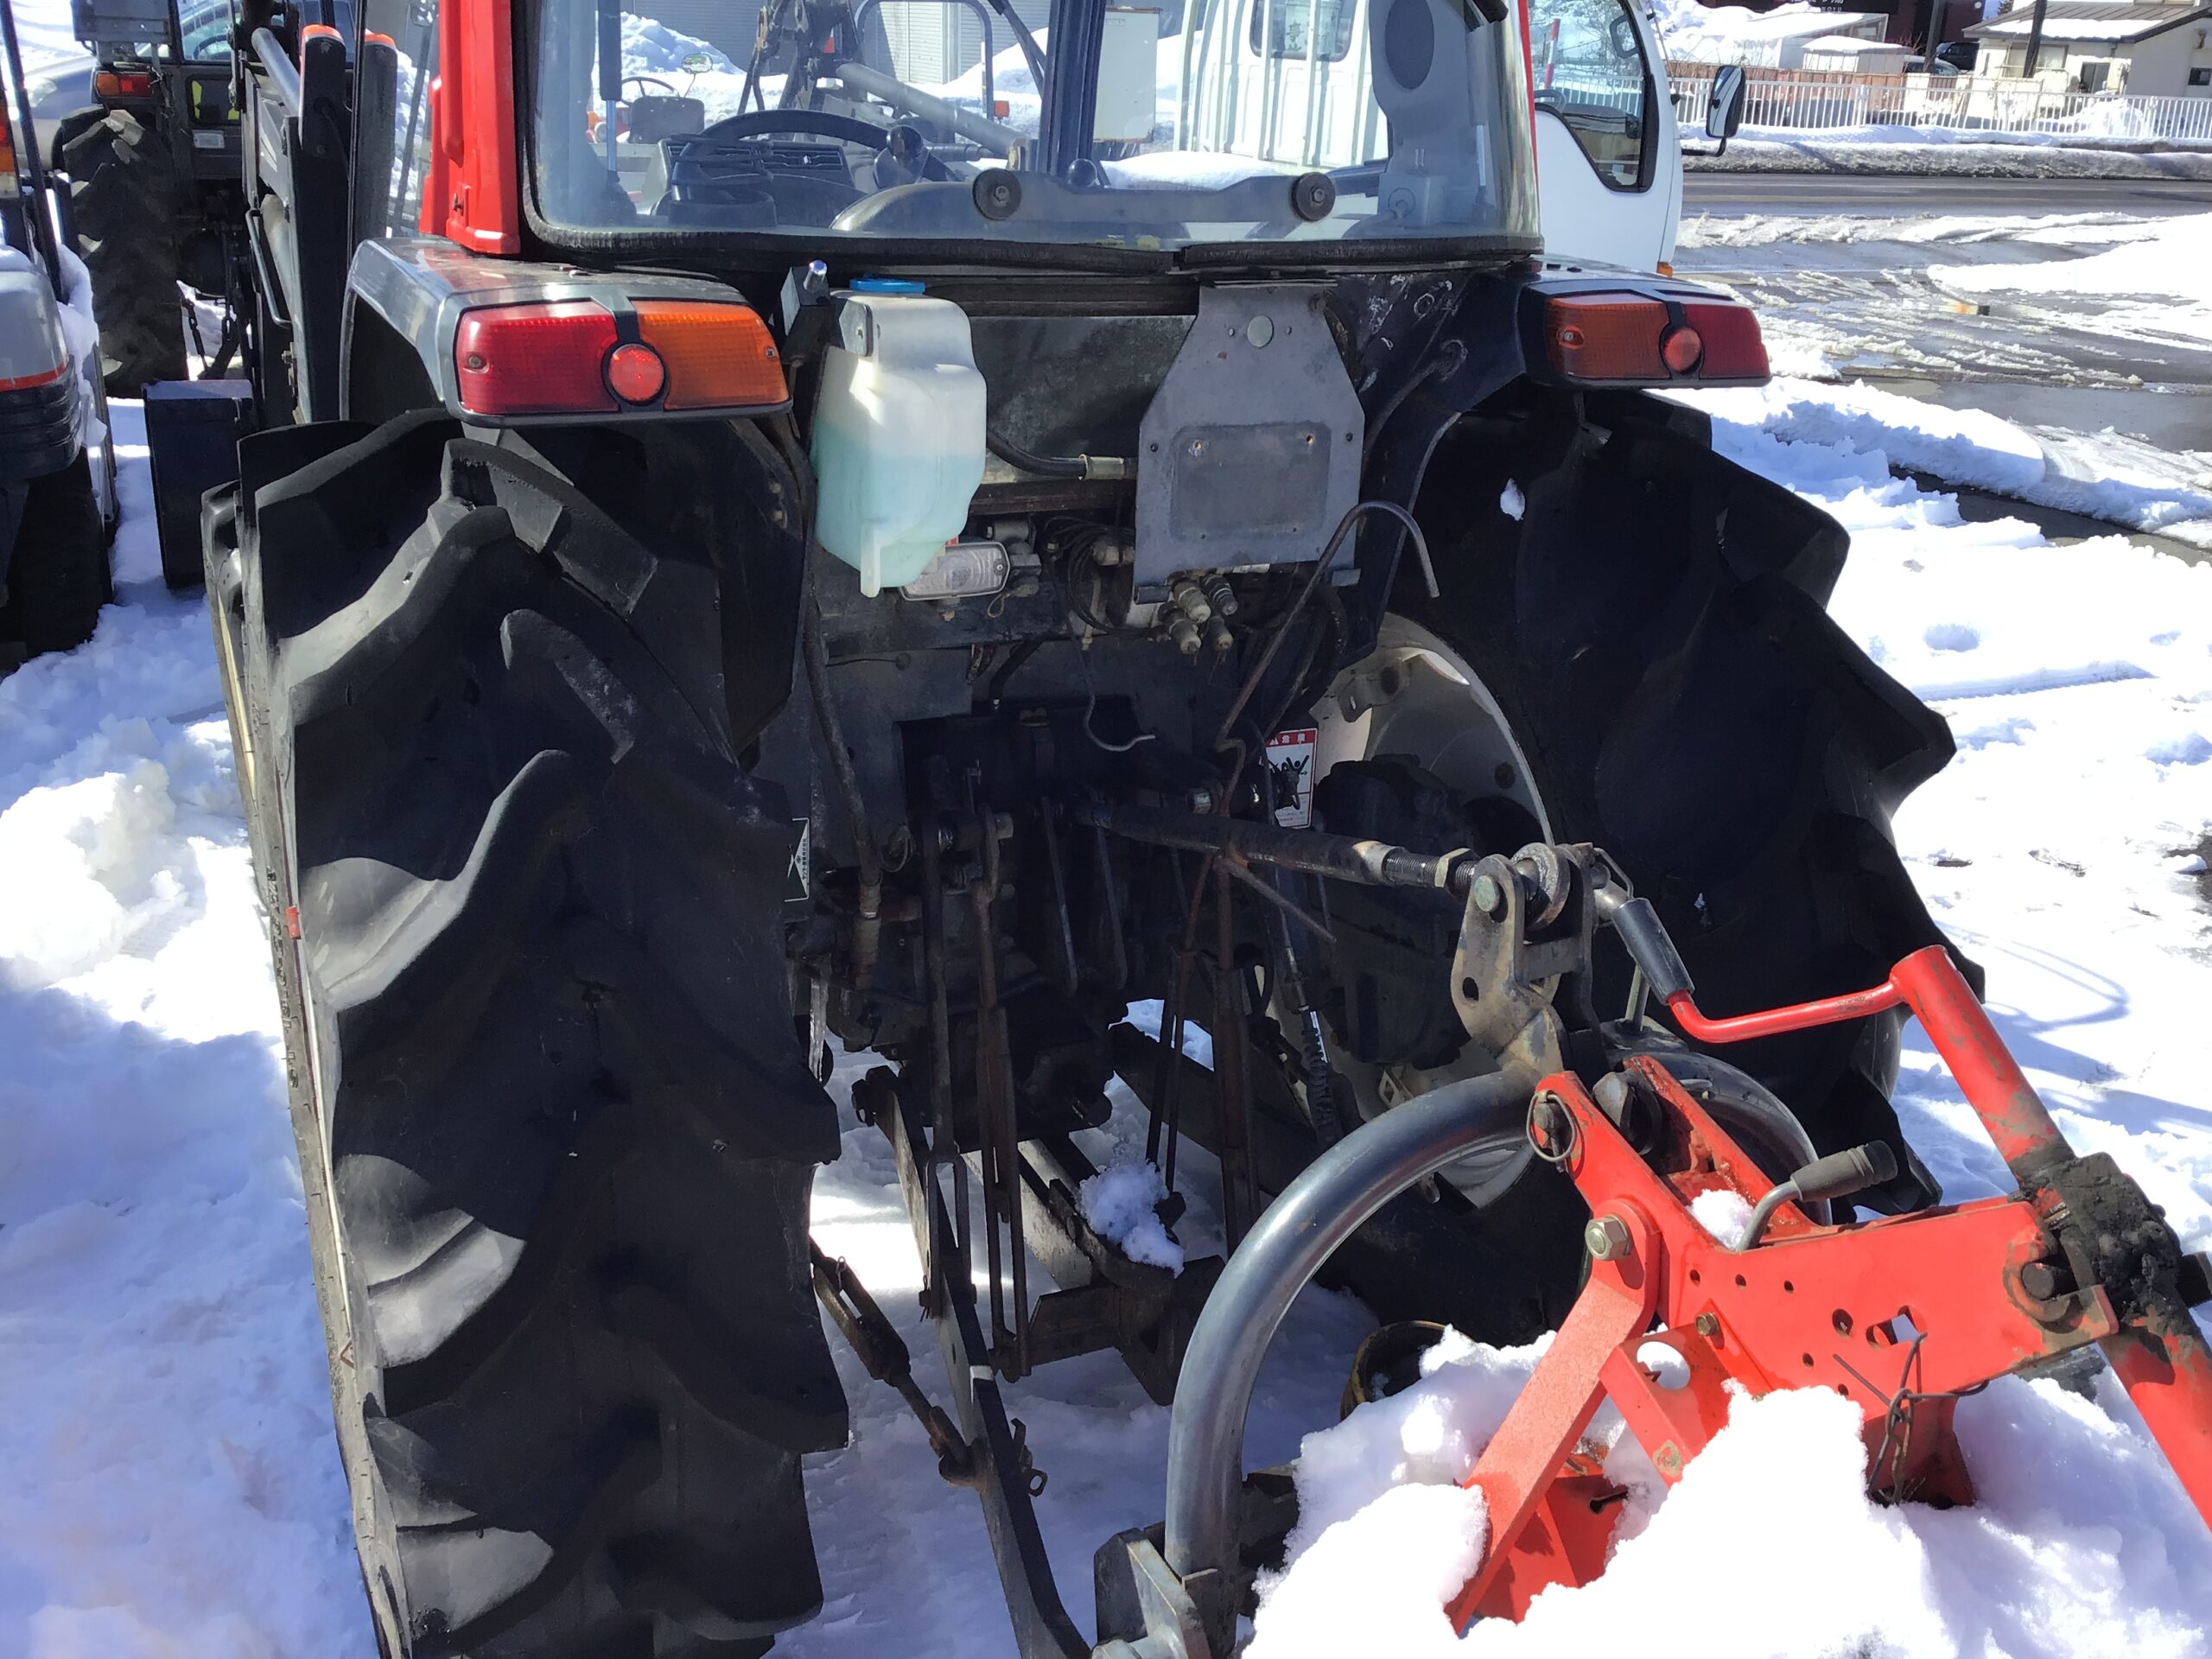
[1671,944,2212,1527]
[1452,941,2212,1628]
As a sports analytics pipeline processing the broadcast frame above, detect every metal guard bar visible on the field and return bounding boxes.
[1161,1074,1528,1605]
[252,26,304,115]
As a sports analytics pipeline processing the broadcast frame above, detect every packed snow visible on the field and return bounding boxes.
[1077,1154,1186,1274]
[1675,210,2171,253]
[0,404,374,1657]
[1647,0,1888,68]
[1686,1185,1757,1248]
[1928,210,2212,353]
[1254,1357,2212,1658]
[1693,377,2212,552]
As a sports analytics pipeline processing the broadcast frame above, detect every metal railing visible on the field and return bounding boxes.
[1668,63,2212,143]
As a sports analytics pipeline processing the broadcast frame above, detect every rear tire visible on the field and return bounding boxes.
[218,412,846,1657]
[61,111,188,397]
[1,454,112,662]
[1398,404,1954,1211]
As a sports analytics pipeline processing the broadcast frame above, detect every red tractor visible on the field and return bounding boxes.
[156,0,2211,1652]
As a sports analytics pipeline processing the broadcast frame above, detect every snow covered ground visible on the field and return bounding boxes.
[0,404,372,1657]
[1674,207,2212,551]
[6,260,2212,1659]
[1926,208,2212,355]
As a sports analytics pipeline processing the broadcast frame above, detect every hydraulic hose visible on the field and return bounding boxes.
[984,429,1129,481]
[1161,1071,1529,1607]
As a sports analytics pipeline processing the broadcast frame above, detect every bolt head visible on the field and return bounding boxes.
[1471,873,1505,918]
[1694,1312,1721,1341]
[2019,1261,2060,1301]
[1585,1214,1630,1262]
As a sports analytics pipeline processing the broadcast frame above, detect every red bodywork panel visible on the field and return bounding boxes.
[422,0,522,255]
[1448,945,2212,1627]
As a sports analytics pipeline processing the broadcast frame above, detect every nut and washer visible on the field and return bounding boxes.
[1584,1214,1630,1262]
[1694,1312,1721,1341]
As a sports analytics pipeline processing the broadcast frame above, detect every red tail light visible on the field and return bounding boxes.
[454,302,620,416]
[452,299,787,418]
[94,68,154,99]
[1539,292,1767,388]
[1679,299,1769,381]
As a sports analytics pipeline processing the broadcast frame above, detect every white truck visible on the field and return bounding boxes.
[1147,0,1745,272]
[1528,0,1745,271]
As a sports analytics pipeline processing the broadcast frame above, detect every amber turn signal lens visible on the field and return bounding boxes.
[1544,294,1668,383]
[632,301,786,411]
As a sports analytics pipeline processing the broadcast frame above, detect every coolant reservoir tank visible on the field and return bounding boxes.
[810,292,988,597]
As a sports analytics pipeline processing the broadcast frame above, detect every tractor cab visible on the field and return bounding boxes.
[499,0,1540,251]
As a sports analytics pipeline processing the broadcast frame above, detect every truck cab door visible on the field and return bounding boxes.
[1529,0,1679,273]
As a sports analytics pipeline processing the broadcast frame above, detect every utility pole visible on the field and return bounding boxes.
[2022,0,2050,77]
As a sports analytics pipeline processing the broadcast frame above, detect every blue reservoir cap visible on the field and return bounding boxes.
[851,275,927,295]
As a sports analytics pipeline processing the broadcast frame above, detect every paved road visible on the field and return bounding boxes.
[1682,173,2212,219]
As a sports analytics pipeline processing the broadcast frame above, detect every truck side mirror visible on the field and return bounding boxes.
[1707,64,1747,149]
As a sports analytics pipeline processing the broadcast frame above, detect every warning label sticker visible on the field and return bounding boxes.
[786,818,811,902]
[1267,728,1319,828]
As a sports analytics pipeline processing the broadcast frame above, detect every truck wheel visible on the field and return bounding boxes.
[1391,405,1955,1213]
[1,454,111,661]
[60,111,188,397]
[219,411,848,1656]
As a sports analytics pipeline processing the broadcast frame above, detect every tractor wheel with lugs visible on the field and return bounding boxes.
[1388,398,1955,1211]
[60,111,188,396]
[216,410,847,1658]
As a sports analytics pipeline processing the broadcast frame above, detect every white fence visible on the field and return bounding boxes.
[1670,68,2212,143]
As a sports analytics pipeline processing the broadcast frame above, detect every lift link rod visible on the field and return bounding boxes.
[810,1244,978,1487]
[1071,799,1474,897]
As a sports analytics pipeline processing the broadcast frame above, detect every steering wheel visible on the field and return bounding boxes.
[624,75,677,99]
[690,109,951,181]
